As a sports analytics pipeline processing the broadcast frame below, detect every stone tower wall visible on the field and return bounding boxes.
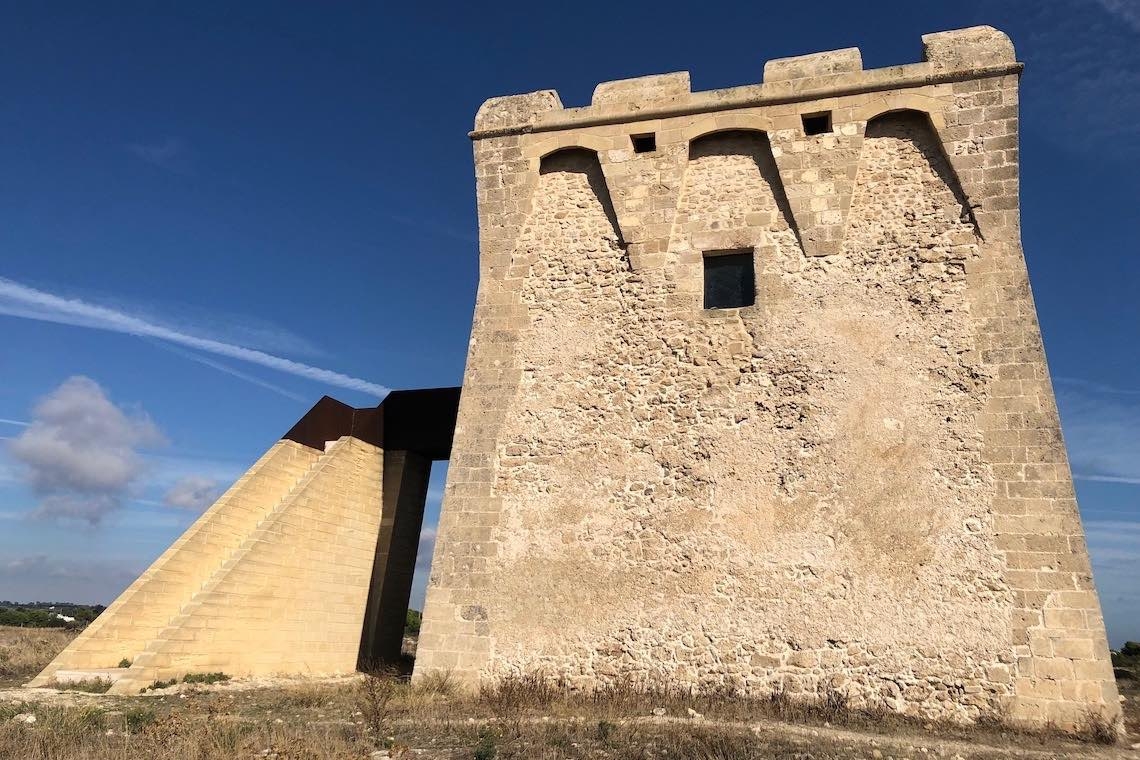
[416,26,1121,730]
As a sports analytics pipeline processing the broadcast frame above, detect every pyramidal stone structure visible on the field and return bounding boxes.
[34,26,1120,731]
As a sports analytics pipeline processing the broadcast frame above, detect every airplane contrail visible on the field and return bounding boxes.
[0,277,389,398]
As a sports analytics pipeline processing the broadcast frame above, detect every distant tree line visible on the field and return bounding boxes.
[0,602,105,628]
[1112,641,1140,682]
[406,608,422,635]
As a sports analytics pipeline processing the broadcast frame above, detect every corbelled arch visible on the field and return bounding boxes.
[680,113,776,145]
[665,128,803,307]
[854,103,988,235]
[860,108,980,237]
[536,147,624,249]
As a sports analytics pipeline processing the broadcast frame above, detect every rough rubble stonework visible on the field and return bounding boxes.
[415,26,1122,730]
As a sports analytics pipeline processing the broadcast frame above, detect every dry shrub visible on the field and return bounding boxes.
[480,674,554,739]
[587,677,679,718]
[482,673,562,710]
[414,667,458,697]
[1076,708,1119,745]
[816,684,850,723]
[765,682,794,721]
[264,681,339,710]
[481,673,566,736]
[358,670,402,747]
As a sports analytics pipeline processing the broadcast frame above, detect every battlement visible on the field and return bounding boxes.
[472,26,1018,137]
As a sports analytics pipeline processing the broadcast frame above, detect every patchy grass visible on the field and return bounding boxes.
[182,671,230,685]
[0,625,77,685]
[49,677,113,694]
[140,678,178,693]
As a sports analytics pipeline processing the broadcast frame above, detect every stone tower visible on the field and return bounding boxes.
[413,26,1121,729]
[31,25,1120,733]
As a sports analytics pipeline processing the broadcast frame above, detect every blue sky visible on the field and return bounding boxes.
[0,1,1137,645]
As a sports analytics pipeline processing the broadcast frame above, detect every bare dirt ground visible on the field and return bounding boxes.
[1,626,1136,759]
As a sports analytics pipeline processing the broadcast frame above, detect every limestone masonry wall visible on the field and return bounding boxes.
[416,26,1121,730]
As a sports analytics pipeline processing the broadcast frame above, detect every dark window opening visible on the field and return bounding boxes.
[631,133,657,153]
[703,250,755,310]
[801,112,832,136]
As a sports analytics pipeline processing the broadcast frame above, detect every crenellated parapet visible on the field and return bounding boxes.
[471,26,1018,137]
[468,26,1020,262]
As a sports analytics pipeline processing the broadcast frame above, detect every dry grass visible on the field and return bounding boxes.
[0,625,76,685]
[475,674,889,730]
[1076,708,1122,745]
[0,703,369,760]
[0,674,1128,759]
[0,628,1131,758]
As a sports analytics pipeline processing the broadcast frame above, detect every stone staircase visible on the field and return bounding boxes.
[28,439,324,688]
[106,440,351,694]
[96,437,380,697]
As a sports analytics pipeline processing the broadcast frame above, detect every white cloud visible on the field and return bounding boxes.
[143,451,245,490]
[0,555,143,604]
[0,276,388,398]
[8,376,164,523]
[127,137,192,174]
[1055,379,1140,483]
[1084,520,1140,645]
[408,526,437,612]
[995,0,1140,151]
[1095,0,1140,32]
[416,526,437,574]
[163,476,222,511]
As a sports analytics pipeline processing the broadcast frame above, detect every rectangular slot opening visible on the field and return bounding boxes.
[703,249,755,310]
[631,133,657,153]
[801,112,832,136]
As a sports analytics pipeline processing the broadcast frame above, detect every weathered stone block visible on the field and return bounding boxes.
[763,48,862,82]
[922,26,1017,72]
[592,72,691,107]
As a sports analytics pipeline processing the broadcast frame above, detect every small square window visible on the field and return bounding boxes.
[631,133,657,153]
[801,112,832,136]
[703,250,755,310]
